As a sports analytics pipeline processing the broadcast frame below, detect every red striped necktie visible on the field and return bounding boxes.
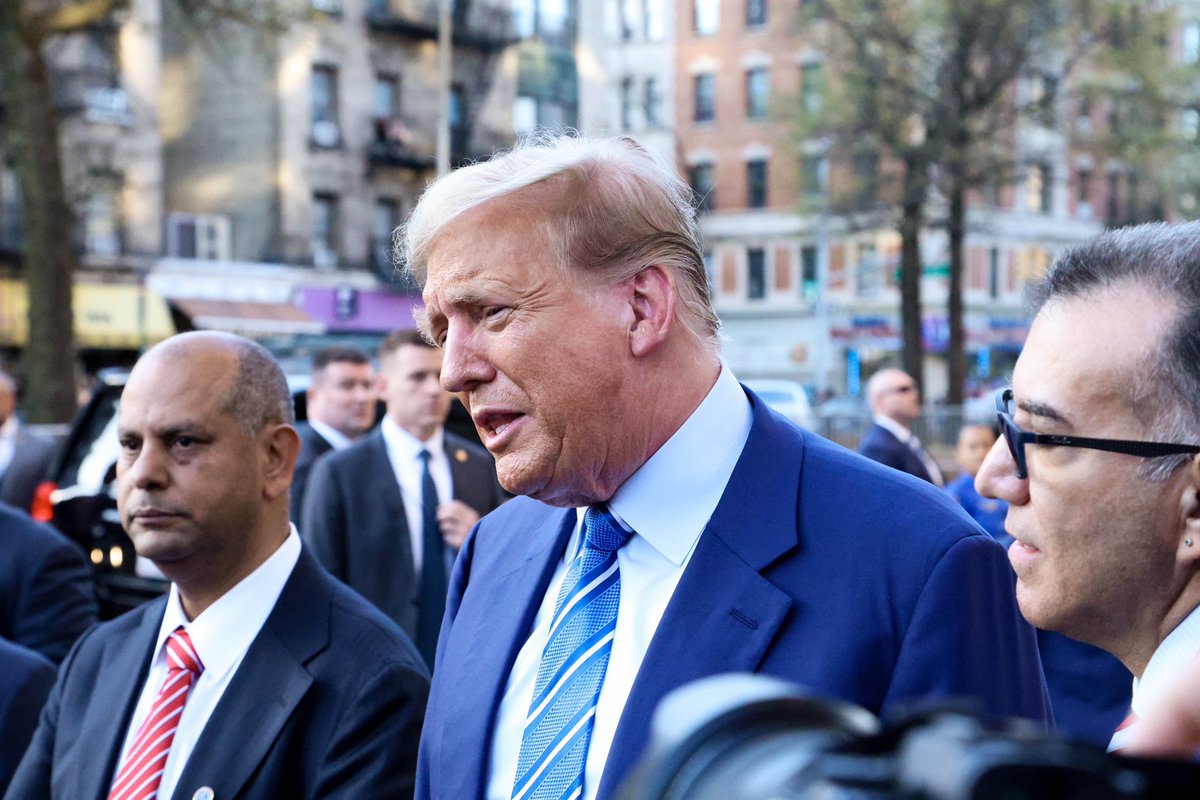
[109,627,205,800]
[1108,710,1138,752]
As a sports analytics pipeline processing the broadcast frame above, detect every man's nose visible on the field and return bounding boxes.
[122,444,168,491]
[440,326,494,393]
[976,437,1029,505]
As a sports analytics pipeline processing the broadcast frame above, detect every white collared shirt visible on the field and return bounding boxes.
[486,364,753,800]
[1108,604,1200,751]
[0,415,18,479]
[111,528,302,800]
[380,416,452,572]
[307,417,355,451]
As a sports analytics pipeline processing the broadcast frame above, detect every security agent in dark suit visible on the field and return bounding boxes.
[0,501,98,664]
[290,346,375,530]
[303,329,505,666]
[7,331,428,800]
[0,372,58,513]
[858,367,945,486]
[0,638,55,796]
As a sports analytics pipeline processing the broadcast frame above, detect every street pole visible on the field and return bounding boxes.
[436,0,453,176]
[813,155,832,395]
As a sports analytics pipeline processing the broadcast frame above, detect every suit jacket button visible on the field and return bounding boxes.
[193,788,215,800]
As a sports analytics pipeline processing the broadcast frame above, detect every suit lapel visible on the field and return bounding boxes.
[435,504,576,799]
[365,432,416,580]
[170,553,327,800]
[80,602,164,800]
[598,396,802,799]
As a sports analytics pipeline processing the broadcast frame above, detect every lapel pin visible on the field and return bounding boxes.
[192,788,215,800]
[455,449,468,463]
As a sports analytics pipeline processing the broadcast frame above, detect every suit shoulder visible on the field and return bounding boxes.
[314,433,383,473]
[321,574,427,673]
[0,503,84,563]
[474,494,557,529]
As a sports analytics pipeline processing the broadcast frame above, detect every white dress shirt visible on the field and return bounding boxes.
[1108,604,1200,751]
[873,414,944,486]
[486,364,753,800]
[0,414,17,479]
[111,528,302,800]
[307,417,356,451]
[380,416,452,573]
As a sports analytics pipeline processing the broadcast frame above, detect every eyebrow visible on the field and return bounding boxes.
[1016,398,1072,426]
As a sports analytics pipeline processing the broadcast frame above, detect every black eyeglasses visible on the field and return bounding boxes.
[995,388,1200,479]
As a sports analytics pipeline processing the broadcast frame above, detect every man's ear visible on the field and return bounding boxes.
[628,265,677,358]
[1178,455,1200,564]
[263,424,301,502]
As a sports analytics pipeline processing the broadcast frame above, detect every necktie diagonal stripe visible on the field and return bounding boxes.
[109,627,204,800]
[511,505,631,800]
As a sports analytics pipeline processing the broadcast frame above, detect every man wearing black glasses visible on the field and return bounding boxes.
[976,221,1200,752]
[859,367,945,486]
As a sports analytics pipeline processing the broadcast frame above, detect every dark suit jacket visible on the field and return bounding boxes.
[290,421,336,531]
[0,638,55,797]
[0,427,58,513]
[302,429,506,637]
[0,502,98,664]
[6,547,430,800]
[417,389,1049,800]
[858,421,936,484]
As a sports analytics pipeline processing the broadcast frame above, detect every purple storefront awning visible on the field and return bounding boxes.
[298,287,424,333]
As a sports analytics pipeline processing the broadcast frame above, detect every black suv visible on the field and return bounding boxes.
[36,368,482,619]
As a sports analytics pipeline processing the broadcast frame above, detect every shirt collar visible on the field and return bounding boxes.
[873,414,912,441]
[1132,603,1200,716]
[306,418,355,451]
[605,364,752,566]
[0,415,18,442]
[380,415,444,462]
[153,526,302,682]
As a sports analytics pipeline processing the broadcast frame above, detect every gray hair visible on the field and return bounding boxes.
[398,133,720,353]
[1028,221,1200,481]
[221,338,295,436]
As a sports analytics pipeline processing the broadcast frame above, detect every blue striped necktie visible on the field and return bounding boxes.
[511,505,632,800]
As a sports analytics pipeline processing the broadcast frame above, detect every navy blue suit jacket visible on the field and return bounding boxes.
[416,391,1048,800]
[858,421,936,484]
[0,638,55,796]
[0,502,98,664]
[290,421,336,531]
[6,548,430,800]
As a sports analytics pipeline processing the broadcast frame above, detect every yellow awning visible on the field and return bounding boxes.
[0,279,175,349]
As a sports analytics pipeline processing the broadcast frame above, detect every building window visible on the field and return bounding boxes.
[372,199,400,274]
[513,0,536,36]
[621,0,640,39]
[745,0,766,27]
[694,0,718,35]
[855,242,880,296]
[84,175,121,257]
[853,151,878,205]
[167,213,230,260]
[689,162,715,212]
[373,75,399,124]
[800,63,823,116]
[450,84,467,155]
[745,68,769,119]
[312,194,338,268]
[311,66,340,147]
[1027,164,1052,215]
[620,77,635,130]
[1182,108,1200,143]
[800,155,824,197]
[1076,168,1092,218]
[694,73,716,123]
[801,245,818,303]
[643,77,661,127]
[514,96,537,134]
[539,0,570,36]
[746,159,768,208]
[646,0,664,39]
[988,246,1000,299]
[747,248,766,299]
[1106,171,1121,223]
[1184,21,1200,64]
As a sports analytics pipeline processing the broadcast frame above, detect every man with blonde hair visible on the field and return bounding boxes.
[409,135,1046,800]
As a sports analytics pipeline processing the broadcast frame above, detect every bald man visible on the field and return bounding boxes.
[7,332,428,800]
[858,368,944,486]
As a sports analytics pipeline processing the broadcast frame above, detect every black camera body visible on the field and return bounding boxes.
[618,675,1200,800]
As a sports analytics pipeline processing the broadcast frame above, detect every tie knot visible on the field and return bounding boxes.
[419,449,432,464]
[165,627,204,676]
[582,505,632,554]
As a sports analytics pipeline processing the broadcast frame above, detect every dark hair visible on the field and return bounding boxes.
[1028,221,1200,478]
[312,346,370,373]
[379,328,433,362]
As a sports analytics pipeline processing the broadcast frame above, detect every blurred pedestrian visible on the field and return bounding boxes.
[859,368,945,486]
[404,134,1046,800]
[975,221,1200,752]
[945,423,1009,545]
[303,329,505,667]
[0,502,98,663]
[291,346,375,529]
[7,331,428,800]
[0,638,55,796]
[0,371,59,513]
